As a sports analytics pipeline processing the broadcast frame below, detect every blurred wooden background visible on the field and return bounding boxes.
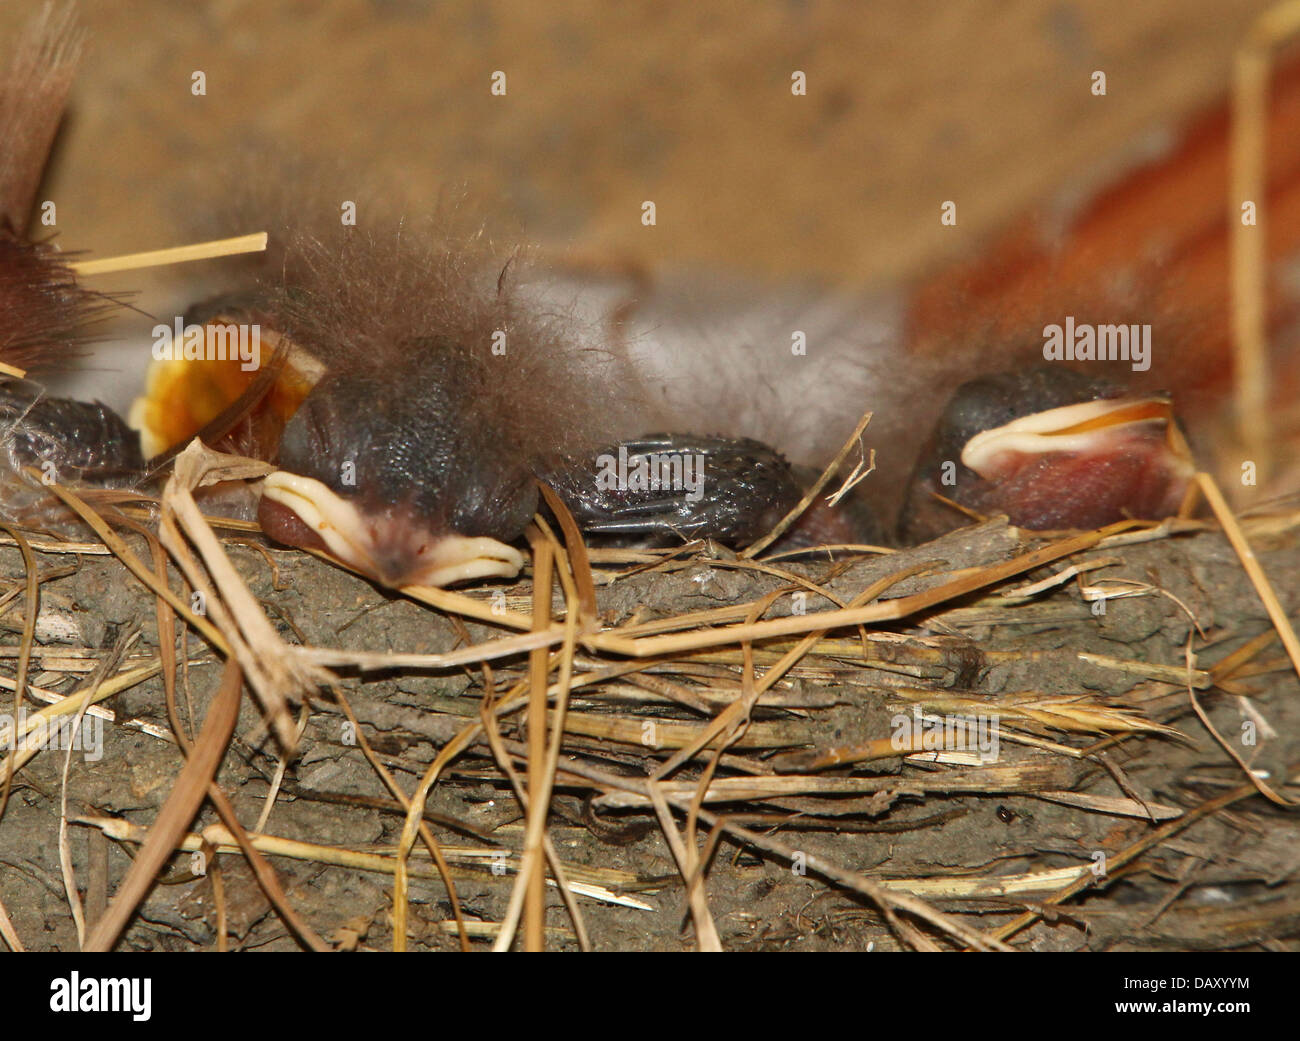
[1,0,1281,290]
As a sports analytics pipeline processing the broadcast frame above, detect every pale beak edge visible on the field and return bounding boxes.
[261,471,524,588]
[961,396,1181,475]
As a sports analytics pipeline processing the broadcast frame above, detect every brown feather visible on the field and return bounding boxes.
[0,3,107,373]
[196,169,642,468]
[0,1,81,235]
[0,235,110,371]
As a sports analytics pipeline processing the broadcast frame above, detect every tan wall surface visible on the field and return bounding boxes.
[2,0,1281,292]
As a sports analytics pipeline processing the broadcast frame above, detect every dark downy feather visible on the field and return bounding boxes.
[195,169,643,468]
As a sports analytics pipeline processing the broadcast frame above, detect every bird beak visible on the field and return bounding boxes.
[259,471,525,588]
[956,393,1193,529]
[128,319,321,461]
[961,395,1184,473]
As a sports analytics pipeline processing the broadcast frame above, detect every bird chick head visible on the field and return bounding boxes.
[259,343,537,587]
[901,367,1193,540]
[239,214,630,588]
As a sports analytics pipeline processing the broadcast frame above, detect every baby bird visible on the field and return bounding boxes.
[154,216,815,587]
